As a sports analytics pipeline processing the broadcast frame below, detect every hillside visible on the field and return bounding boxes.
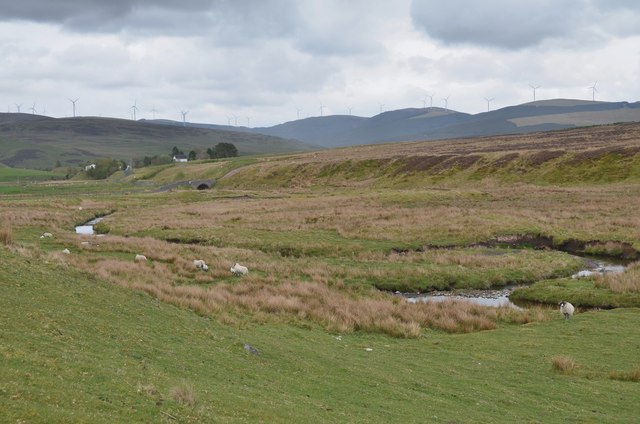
[0,114,315,169]
[182,121,640,189]
[236,99,639,147]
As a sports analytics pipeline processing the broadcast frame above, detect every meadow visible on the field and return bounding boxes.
[1,122,640,422]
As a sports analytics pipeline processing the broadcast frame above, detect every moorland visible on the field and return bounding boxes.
[1,122,639,423]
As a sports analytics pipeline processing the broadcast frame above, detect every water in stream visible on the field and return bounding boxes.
[403,256,628,308]
[75,216,105,235]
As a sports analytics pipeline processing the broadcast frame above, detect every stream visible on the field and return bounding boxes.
[75,216,105,235]
[403,256,628,309]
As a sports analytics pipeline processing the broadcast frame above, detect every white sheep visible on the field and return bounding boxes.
[135,254,148,262]
[193,259,209,271]
[62,248,70,255]
[230,262,248,276]
[559,301,575,320]
[40,232,53,239]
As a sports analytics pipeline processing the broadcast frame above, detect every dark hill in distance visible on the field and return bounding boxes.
[171,99,638,148]
[0,114,315,169]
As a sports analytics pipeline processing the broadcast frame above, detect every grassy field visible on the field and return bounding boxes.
[2,247,639,423]
[1,122,640,422]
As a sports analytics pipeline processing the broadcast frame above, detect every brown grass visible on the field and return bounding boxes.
[120,277,535,337]
[609,367,640,382]
[0,226,12,245]
[551,355,576,374]
[169,381,197,407]
[594,262,640,293]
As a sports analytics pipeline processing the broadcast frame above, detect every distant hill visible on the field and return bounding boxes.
[0,114,315,169]
[224,99,639,148]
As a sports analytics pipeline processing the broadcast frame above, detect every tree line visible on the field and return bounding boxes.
[81,142,239,179]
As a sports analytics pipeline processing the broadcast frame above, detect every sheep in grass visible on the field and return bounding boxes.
[230,263,248,276]
[62,248,70,255]
[40,232,53,239]
[559,301,575,320]
[193,259,209,271]
[134,254,147,262]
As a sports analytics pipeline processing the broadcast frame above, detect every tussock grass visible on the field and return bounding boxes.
[126,278,535,337]
[609,367,640,382]
[595,262,640,293]
[0,226,12,245]
[170,381,198,407]
[551,355,576,374]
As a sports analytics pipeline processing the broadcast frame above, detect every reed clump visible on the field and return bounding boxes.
[595,262,640,293]
[0,226,13,246]
[551,355,576,374]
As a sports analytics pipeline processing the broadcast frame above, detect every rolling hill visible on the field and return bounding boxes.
[0,114,315,169]
[247,99,640,148]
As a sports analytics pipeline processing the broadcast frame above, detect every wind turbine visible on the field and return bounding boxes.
[246,116,251,127]
[68,98,79,117]
[426,92,435,108]
[30,102,37,114]
[180,110,188,127]
[348,107,352,115]
[588,81,598,101]
[296,108,302,120]
[15,103,22,113]
[484,97,494,112]
[131,100,139,121]
[151,107,158,120]
[442,96,450,111]
[320,104,325,117]
[379,103,385,113]
[529,84,541,102]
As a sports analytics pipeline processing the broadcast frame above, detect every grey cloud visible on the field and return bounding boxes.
[410,0,580,49]
[410,0,640,50]
[0,0,297,37]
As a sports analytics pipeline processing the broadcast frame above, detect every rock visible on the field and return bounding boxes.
[244,343,260,355]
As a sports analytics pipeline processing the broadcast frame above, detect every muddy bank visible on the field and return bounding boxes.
[392,234,639,261]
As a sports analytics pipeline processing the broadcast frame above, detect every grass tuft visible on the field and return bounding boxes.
[551,355,576,374]
[595,262,640,293]
[0,226,12,245]
[609,367,640,382]
[170,381,198,407]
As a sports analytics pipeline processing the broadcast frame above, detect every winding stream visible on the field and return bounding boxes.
[403,256,628,308]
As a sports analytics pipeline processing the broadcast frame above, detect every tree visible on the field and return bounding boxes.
[207,142,238,159]
[86,158,125,180]
[171,146,183,156]
[188,150,197,161]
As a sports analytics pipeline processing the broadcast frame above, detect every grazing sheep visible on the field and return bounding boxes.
[230,263,248,276]
[40,232,53,239]
[559,301,575,320]
[135,254,148,262]
[62,248,70,254]
[193,259,209,271]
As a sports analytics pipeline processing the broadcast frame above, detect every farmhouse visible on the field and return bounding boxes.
[173,154,188,163]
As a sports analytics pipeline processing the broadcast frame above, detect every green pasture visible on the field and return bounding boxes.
[2,247,639,423]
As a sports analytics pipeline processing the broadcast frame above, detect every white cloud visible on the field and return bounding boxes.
[0,0,638,126]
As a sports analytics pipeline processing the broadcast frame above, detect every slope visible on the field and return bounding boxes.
[244,100,640,148]
[0,114,315,169]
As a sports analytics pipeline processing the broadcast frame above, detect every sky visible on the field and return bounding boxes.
[1,0,639,127]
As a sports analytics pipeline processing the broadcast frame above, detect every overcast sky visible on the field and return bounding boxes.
[1,0,639,127]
